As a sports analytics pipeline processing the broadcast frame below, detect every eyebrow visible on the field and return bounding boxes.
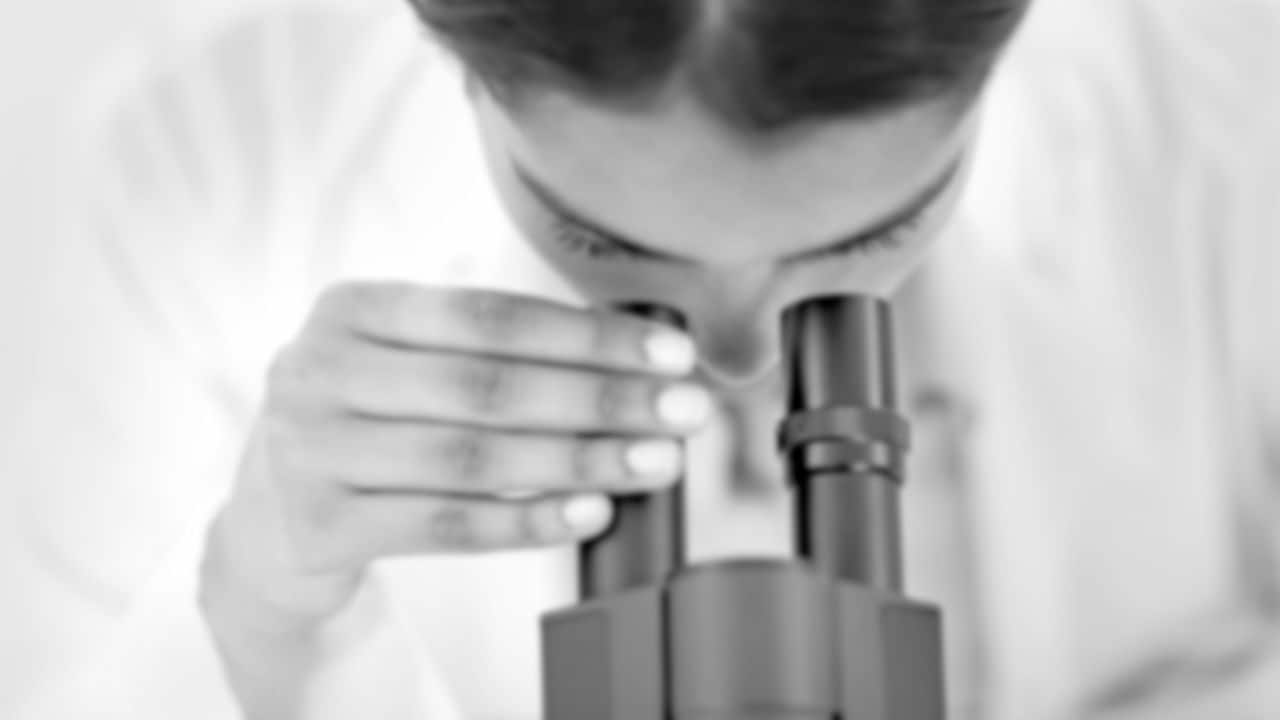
[513,154,962,266]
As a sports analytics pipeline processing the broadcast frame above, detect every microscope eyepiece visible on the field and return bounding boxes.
[778,296,910,480]
[578,302,688,600]
[779,295,909,590]
[781,295,898,412]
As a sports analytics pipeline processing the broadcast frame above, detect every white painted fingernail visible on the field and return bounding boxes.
[644,330,696,374]
[656,383,713,429]
[625,439,683,478]
[561,494,613,533]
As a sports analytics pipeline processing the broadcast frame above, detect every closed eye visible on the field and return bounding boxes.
[784,216,922,264]
[550,217,648,261]
[519,151,963,267]
[551,213,921,264]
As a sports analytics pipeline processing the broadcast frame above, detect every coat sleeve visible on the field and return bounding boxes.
[1075,0,1280,714]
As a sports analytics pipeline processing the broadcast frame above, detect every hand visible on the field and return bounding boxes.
[199,281,712,636]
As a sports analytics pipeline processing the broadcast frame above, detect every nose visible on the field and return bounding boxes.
[695,321,779,387]
[687,263,781,388]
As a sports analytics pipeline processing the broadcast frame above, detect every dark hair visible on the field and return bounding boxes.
[407,0,1029,132]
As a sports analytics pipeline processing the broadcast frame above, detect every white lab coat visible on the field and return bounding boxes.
[6,0,1280,718]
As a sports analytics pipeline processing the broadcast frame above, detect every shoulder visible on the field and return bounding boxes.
[992,0,1280,158]
[969,0,1280,260]
[56,0,467,357]
[64,0,452,236]
[48,2,469,418]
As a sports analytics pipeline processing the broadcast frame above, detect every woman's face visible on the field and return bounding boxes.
[472,83,975,390]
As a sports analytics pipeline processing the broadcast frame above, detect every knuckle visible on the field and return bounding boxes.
[314,281,416,331]
[275,342,358,407]
[434,429,493,487]
[594,377,633,426]
[568,439,599,487]
[421,503,477,548]
[514,503,547,546]
[584,308,626,359]
[452,290,526,340]
[454,358,513,415]
[283,489,349,572]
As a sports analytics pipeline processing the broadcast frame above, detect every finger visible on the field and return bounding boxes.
[308,282,696,377]
[291,491,616,571]
[281,419,686,495]
[280,342,714,435]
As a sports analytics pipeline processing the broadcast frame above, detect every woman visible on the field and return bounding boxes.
[13,0,1279,718]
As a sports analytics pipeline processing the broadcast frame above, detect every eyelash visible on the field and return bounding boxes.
[550,215,922,262]
[550,218,644,260]
[836,216,925,256]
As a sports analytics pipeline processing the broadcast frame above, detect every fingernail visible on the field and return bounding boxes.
[561,494,613,533]
[625,439,683,478]
[656,383,713,429]
[644,330,696,375]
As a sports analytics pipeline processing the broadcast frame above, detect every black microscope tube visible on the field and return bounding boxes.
[782,296,905,592]
[798,468,903,591]
[578,304,687,600]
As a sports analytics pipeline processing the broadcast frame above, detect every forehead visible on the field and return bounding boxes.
[476,87,974,258]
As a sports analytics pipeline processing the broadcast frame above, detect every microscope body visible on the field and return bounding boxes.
[542,560,944,719]
[541,297,946,720]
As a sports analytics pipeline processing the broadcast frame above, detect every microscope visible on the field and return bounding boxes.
[540,295,945,720]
